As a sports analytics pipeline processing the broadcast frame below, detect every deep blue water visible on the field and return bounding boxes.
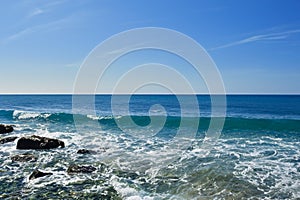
[1,95,300,118]
[0,95,299,199]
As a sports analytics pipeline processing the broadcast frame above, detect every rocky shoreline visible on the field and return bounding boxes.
[0,123,122,199]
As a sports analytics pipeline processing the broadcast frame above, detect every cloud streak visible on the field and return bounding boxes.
[27,0,68,18]
[1,17,71,44]
[28,8,44,18]
[64,61,82,68]
[211,29,300,50]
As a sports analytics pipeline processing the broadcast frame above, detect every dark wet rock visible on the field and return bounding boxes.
[11,154,37,162]
[67,164,96,174]
[29,169,53,180]
[0,136,18,144]
[0,124,14,134]
[16,135,65,149]
[77,149,91,154]
[77,149,97,154]
[112,169,139,180]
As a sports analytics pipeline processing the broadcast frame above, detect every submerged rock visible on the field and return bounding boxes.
[0,124,14,134]
[11,154,37,162]
[77,149,97,154]
[29,169,53,180]
[0,136,18,144]
[16,135,65,149]
[112,169,139,180]
[67,164,96,174]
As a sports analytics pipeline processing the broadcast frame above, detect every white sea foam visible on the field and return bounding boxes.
[2,112,300,199]
[13,110,51,120]
[86,115,122,120]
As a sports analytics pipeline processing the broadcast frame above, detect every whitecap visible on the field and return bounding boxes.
[13,110,51,120]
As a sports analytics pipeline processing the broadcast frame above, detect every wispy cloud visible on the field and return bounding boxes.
[211,29,300,50]
[4,28,33,41]
[27,0,67,18]
[1,16,71,44]
[64,61,82,68]
[28,8,44,18]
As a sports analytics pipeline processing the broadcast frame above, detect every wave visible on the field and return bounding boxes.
[13,110,51,120]
[124,115,300,133]
[0,109,14,120]
[0,109,116,124]
[1,109,299,133]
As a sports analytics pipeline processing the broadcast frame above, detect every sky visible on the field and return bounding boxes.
[0,0,299,94]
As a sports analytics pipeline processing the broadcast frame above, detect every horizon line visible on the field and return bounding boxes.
[0,93,300,95]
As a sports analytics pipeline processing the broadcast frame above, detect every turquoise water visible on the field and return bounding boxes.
[0,95,299,199]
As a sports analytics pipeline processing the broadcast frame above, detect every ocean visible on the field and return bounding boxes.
[0,95,299,199]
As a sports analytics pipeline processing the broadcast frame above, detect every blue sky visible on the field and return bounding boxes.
[0,0,299,94]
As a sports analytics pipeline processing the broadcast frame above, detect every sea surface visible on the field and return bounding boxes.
[0,95,299,199]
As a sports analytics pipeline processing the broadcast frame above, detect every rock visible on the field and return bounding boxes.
[0,124,14,134]
[112,169,139,179]
[29,169,52,180]
[77,149,91,154]
[77,149,96,154]
[11,154,37,162]
[67,164,96,174]
[0,136,18,144]
[16,135,65,149]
